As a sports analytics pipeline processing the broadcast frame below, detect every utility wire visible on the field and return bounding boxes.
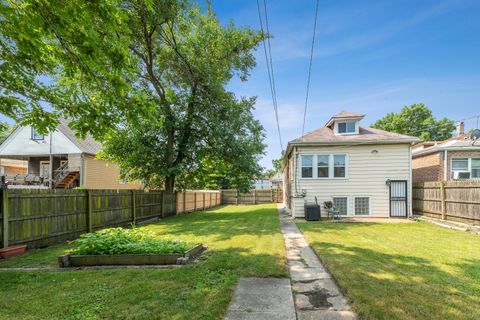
[256,0,283,152]
[301,0,320,136]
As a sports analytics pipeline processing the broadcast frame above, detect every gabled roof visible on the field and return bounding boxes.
[291,126,418,144]
[412,133,480,157]
[57,119,102,155]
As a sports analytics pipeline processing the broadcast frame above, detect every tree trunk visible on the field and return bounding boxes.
[165,175,175,193]
[165,126,175,193]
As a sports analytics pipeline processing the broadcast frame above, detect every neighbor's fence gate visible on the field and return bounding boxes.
[221,189,283,205]
[0,189,220,249]
[413,181,480,225]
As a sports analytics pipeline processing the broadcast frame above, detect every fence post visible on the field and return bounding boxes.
[203,193,205,210]
[440,181,446,220]
[161,191,165,218]
[86,190,93,233]
[253,189,256,204]
[236,190,239,205]
[131,190,137,225]
[194,192,197,211]
[2,188,9,248]
[183,192,187,214]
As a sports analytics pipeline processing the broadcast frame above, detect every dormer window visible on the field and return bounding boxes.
[338,122,356,134]
[31,127,44,140]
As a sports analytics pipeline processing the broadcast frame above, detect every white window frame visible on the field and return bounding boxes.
[334,121,359,135]
[31,127,45,141]
[332,196,349,216]
[451,158,480,179]
[354,196,371,216]
[300,155,314,178]
[299,153,349,180]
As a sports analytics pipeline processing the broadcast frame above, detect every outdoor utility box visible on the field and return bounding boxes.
[304,198,320,221]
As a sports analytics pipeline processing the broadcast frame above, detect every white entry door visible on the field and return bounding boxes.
[39,161,50,177]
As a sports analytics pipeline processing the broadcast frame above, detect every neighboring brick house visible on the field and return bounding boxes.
[412,123,480,182]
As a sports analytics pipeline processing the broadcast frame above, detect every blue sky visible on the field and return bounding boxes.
[213,0,480,169]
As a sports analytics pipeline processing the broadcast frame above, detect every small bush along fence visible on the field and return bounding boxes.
[221,189,283,205]
[0,189,220,249]
[413,180,480,225]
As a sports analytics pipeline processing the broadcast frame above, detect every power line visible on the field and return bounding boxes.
[256,0,283,152]
[301,0,320,136]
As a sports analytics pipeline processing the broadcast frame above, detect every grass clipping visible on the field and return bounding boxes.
[70,228,195,256]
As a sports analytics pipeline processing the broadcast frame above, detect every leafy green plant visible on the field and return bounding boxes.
[70,228,194,256]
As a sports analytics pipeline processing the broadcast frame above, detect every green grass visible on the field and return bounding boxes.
[0,204,286,320]
[298,221,480,320]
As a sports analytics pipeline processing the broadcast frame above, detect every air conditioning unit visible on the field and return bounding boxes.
[453,171,470,180]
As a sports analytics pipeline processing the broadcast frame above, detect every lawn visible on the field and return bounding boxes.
[298,221,480,320]
[0,204,286,320]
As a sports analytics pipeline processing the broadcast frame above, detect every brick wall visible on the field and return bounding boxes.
[412,153,442,183]
[413,150,480,182]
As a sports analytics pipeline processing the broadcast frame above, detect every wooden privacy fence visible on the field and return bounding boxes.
[221,189,283,205]
[176,190,221,214]
[413,181,480,225]
[0,189,220,249]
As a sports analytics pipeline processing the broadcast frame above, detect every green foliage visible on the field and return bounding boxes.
[0,121,13,142]
[0,0,265,191]
[70,227,193,255]
[371,103,455,141]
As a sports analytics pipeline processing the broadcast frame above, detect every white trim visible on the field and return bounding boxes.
[299,153,349,180]
[451,157,480,179]
[354,196,371,216]
[334,121,359,136]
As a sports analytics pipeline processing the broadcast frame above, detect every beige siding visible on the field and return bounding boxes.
[84,155,142,190]
[290,144,412,217]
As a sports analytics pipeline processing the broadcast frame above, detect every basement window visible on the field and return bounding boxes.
[332,197,348,215]
[355,197,370,215]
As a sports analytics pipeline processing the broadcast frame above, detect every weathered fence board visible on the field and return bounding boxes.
[413,181,480,225]
[0,189,219,249]
[221,189,283,205]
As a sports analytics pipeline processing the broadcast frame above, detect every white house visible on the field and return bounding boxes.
[282,112,419,218]
[0,119,141,189]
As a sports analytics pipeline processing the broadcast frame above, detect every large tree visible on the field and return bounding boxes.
[371,103,455,141]
[0,0,265,191]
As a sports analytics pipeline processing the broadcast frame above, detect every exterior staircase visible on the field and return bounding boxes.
[55,171,80,189]
[53,161,80,189]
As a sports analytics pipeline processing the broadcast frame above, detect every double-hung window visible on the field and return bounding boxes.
[317,155,329,178]
[333,155,346,178]
[300,154,347,178]
[301,155,313,178]
[452,158,480,179]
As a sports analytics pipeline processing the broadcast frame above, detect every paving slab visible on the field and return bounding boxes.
[279,205,358,320]
[225,278,296,320]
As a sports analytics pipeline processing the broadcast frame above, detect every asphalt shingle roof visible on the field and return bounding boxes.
[58,119,102,155]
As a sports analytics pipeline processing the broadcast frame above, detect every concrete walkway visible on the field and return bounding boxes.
[226,278,296,320]
[226,206,357,320]
[280,206,357,320]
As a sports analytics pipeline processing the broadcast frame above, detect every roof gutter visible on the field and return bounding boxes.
[413,146,480,158]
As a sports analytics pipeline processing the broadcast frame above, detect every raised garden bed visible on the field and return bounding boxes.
[58,244,206,267]
[58,227,206,267]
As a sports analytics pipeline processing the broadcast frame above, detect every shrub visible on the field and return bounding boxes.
[70,228,194,255]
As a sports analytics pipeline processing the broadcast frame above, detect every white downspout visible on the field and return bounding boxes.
[409,145,413,218]
[443,150,448,181]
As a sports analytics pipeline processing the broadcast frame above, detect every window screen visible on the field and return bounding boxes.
[333,197,348,215]
[338,122,355,133]
[301,155,313,178]
[355,197,370,215]
[317,155,329,178]
[334,155,346,178]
